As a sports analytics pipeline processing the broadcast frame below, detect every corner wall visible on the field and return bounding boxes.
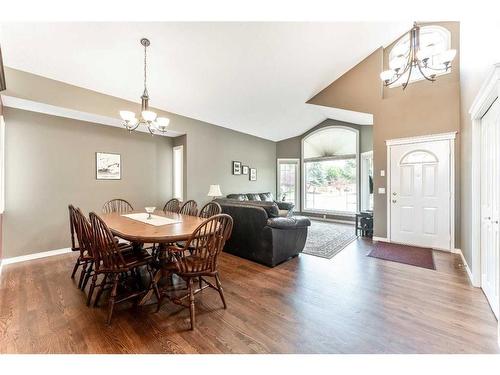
[276,118,373,217]
[459,21,500,265]
[306,22,461,245]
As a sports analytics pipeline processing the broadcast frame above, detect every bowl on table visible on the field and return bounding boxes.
[145,207,156,219]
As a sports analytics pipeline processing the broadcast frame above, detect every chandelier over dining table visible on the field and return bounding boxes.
[119,38,170,134]
[380,22,457,90]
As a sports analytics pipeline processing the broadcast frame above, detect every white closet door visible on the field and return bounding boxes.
[389,140,451,250]
[480,99,500,319]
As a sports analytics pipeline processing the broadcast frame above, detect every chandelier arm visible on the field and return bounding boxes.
[124,120,141,132]
[423,64,450,72]
[402,62,413,89]
[146,123,156,136]
[415,61,436,82]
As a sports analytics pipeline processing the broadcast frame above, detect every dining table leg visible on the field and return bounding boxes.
[138,243,167,306]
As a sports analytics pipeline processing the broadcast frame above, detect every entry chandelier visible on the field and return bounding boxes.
[119,38,170,134]
[380,22,456,89]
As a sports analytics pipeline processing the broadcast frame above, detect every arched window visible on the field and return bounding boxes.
[302,126,358,213]
[400,150,438,165]
[389,25,451,86]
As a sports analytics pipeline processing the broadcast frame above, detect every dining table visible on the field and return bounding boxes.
[100,209,207,305]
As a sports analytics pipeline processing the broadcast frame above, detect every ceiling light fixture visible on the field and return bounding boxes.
[119,38,170,134]
[380,22,456,90]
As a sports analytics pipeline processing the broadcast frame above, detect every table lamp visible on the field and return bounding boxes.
[207,184,223,200]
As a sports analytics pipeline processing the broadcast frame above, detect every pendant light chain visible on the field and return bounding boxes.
[119,38,170,134]
[143,42,148,95]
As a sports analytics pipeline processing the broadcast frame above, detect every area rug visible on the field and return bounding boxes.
[367,241,435,270]
[303,220,357,259]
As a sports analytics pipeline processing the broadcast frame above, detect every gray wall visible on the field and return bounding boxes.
[2,69,278,258]
[276,119,373,218]
[184,125,276,205]
[3,108,173,257]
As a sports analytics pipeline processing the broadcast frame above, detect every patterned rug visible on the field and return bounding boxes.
[303,219,357,259]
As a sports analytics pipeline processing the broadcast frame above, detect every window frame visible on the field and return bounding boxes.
[276,158,300,211]
[172,145,184,201]
[301,125,360,216]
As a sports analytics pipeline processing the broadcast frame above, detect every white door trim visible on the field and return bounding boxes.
[386,131,456,251]
[470,63,500,289]
[360,151,373,211]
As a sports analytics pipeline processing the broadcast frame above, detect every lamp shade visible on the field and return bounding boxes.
[207,184,222,197]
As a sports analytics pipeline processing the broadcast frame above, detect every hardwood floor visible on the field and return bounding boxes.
[0,239,498,353]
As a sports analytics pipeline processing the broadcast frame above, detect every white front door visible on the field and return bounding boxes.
[480,99,500,319]
[389,139,451,250]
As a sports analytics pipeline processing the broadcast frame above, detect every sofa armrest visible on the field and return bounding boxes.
[267,216,311,229]
[275,201,295,211]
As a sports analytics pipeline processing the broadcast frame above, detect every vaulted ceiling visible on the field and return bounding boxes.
[0,22,409,141]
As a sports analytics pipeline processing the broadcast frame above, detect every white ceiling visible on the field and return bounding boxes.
[0,22,408,141]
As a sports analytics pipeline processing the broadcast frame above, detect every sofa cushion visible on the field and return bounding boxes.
[267,216,311,229]
[246,193,261,201]
[259,192,274,202]
[276,201,295,211]
[227,193,248,201]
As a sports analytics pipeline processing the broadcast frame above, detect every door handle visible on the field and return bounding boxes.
[484,216,492,220]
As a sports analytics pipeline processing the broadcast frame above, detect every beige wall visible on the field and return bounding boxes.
[2,108,173,257]
[460,21,500,265]
[307,22,461,244]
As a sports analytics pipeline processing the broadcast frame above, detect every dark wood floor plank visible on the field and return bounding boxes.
[0,238,498,353]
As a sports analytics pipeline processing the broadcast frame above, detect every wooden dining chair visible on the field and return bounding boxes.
[199,201,222,219]
[163,198,181,213]
[89,212,160,324]
[179,200,198,216]
[69,205,94,289]
[156,214,233,330]
[102,199,134,214]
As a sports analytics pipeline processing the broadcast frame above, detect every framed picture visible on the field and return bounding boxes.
[242,165,249,175]
[232,161,242,175]
[96,152,121,180]
[249,168,257,181]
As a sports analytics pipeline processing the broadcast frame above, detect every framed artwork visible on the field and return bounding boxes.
[242,165,249,175]
[249,168,257,181]
[232,161,242,175]
[96,152,121,180]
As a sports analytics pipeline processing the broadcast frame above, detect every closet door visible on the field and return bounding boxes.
[480,99,500,319]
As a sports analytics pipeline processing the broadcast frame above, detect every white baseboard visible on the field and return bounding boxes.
[372,236,388,242]
[2,247,72,265]
[452,248,476,286]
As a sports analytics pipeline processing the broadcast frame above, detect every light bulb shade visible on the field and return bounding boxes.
[141,110,157,122]
[155,117,170,130]
[380,70,395,82]
[416,47,433,61]
[120,110,135,121]
[438,49,457,64]
[207,184,222,197]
